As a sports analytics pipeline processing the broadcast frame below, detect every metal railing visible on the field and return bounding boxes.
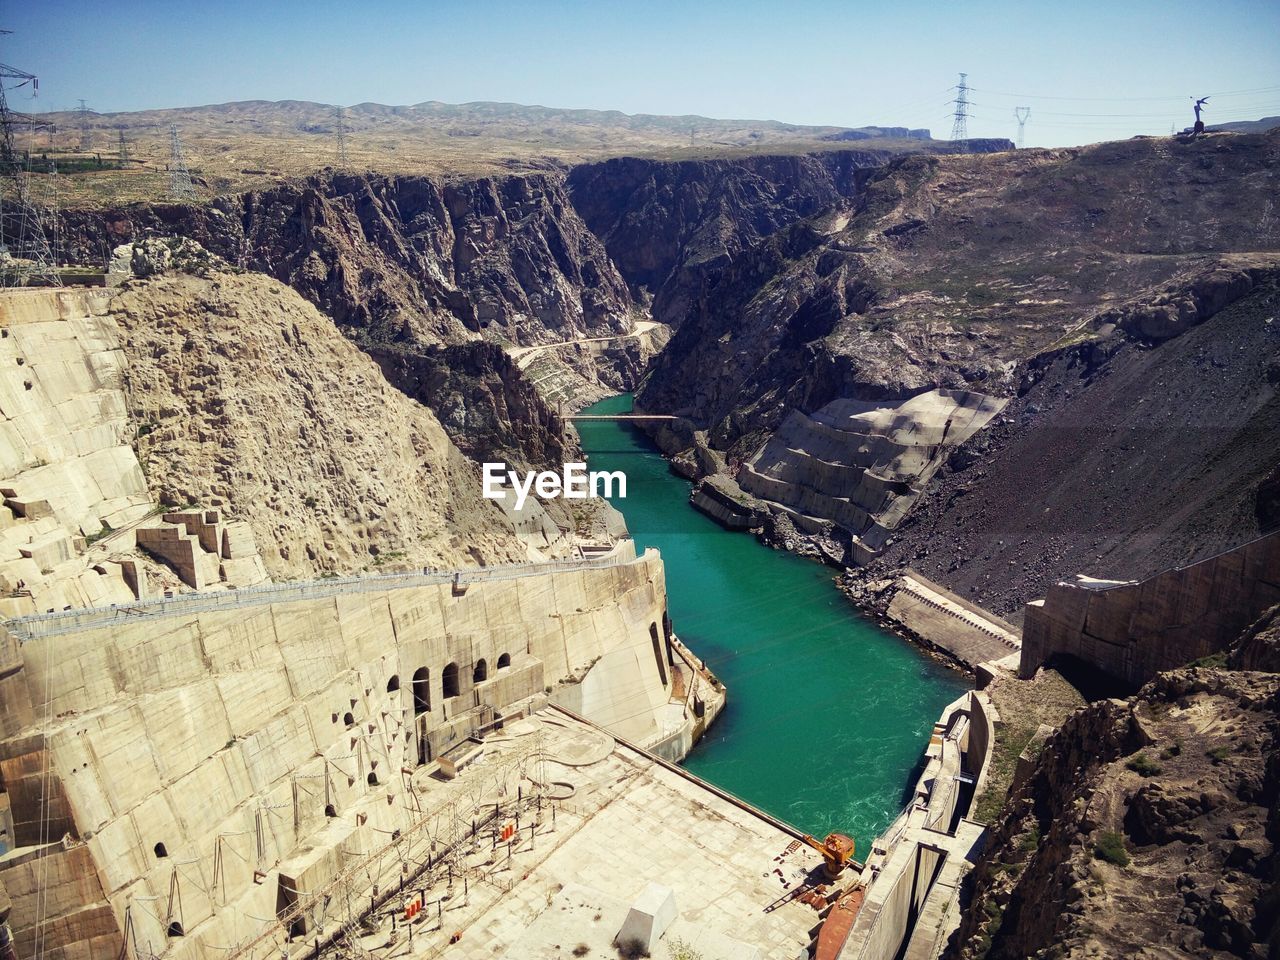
[6,547,653,642]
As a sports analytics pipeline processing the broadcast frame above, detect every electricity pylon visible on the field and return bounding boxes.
[168,124,196,200]
[335,105,349,167]
[1014,107,1030,149]
[0,32,59,286]
[949,73,970,150]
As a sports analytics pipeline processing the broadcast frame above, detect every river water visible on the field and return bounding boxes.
[575,394,967,854]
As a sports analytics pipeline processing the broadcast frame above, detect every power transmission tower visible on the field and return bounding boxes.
[1014,106,1030,149]
[949,73,970,149]
[0,31,59,286]
[117,127,130,165]
[76,98,92,151]
[334,105,349,167]
[167,124,196,200]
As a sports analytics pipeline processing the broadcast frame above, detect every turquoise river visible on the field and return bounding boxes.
[575,394,967,854]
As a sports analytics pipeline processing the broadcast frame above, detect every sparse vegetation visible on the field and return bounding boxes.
[667,939,703,960]
[1207,745,1232,764]
[85,522,115,546]
[1125,752,1162,776]
[616,937,649,959]
[1093,831,1130,867]
[1017,822,1041,854]
[1188,652,1230,669]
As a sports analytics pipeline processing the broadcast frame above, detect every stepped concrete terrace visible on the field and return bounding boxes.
[739,389,1005,564]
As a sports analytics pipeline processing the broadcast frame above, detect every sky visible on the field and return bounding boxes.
[5,0,1280,148]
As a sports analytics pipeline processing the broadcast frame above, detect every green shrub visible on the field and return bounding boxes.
[1207,745,1232,764]
[1125,752,1162,776]
[1018,822,1041,853]
[1188,652,1229,669]
[1094,831,1129,867]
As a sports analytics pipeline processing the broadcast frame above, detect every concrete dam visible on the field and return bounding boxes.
[0,544,725,958]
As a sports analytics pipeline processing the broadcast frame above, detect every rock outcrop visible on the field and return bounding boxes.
[949,665,1280,959]
[64,170,635,348]
[370,340,571,470]
[111,269,536,580]
[566,151,884,326]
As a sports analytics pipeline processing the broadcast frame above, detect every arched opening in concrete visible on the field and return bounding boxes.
[367,772,379,786]
[154,842,168,859]
[473,658,488,683]
[497,652,511,669]
[418,735,432,766]
[343,712,354,728]
[386,674,400,693]
[167,921,184,938]
[324,803,337,818]
[649,623,668,686]
[442,662,460,698]
[412,667,430,715]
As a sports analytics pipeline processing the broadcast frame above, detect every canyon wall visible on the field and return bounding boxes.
[63,171,635,348]
[111,270,545,579]
[869,263,1280,619]
[635,133,1280,596]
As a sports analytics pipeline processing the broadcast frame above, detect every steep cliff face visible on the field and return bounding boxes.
[639,133,1280,455]
[64,170,635,348]
[949,664,1280,959]
[866,266,1280,620]
[112,270,534,580]
[369,340,572,470]
[636,132,1280,588]
[566,151,884,326]
[566,145,1013,329]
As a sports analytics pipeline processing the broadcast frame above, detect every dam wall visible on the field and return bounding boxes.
[840,690,994,960]
[0,289,154,617]
[1019,531,1280,686]
[0,546,697,960]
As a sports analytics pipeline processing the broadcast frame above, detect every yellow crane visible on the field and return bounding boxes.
[801,832,856,880]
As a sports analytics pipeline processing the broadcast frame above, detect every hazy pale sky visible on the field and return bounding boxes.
[6,0,1280,148]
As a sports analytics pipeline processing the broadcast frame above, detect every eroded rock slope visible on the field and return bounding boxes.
[949,656,1280,959]
[112,270,534,580]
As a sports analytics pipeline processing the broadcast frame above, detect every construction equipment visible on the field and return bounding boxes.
[802,832,856,879]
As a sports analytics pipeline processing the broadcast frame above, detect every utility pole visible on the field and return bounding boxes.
[168,124,196,200]
[949,73,970,150]
[1014,106,1030,149]
[334,105,349,167]
[76,98,92,152]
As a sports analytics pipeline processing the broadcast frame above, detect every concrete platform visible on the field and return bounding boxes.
[337,708,828,960]
[888,570,1020,669]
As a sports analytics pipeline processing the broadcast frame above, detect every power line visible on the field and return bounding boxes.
[0,30,59,287]
[1014,107,1030,149]
[969,83,1280,103]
